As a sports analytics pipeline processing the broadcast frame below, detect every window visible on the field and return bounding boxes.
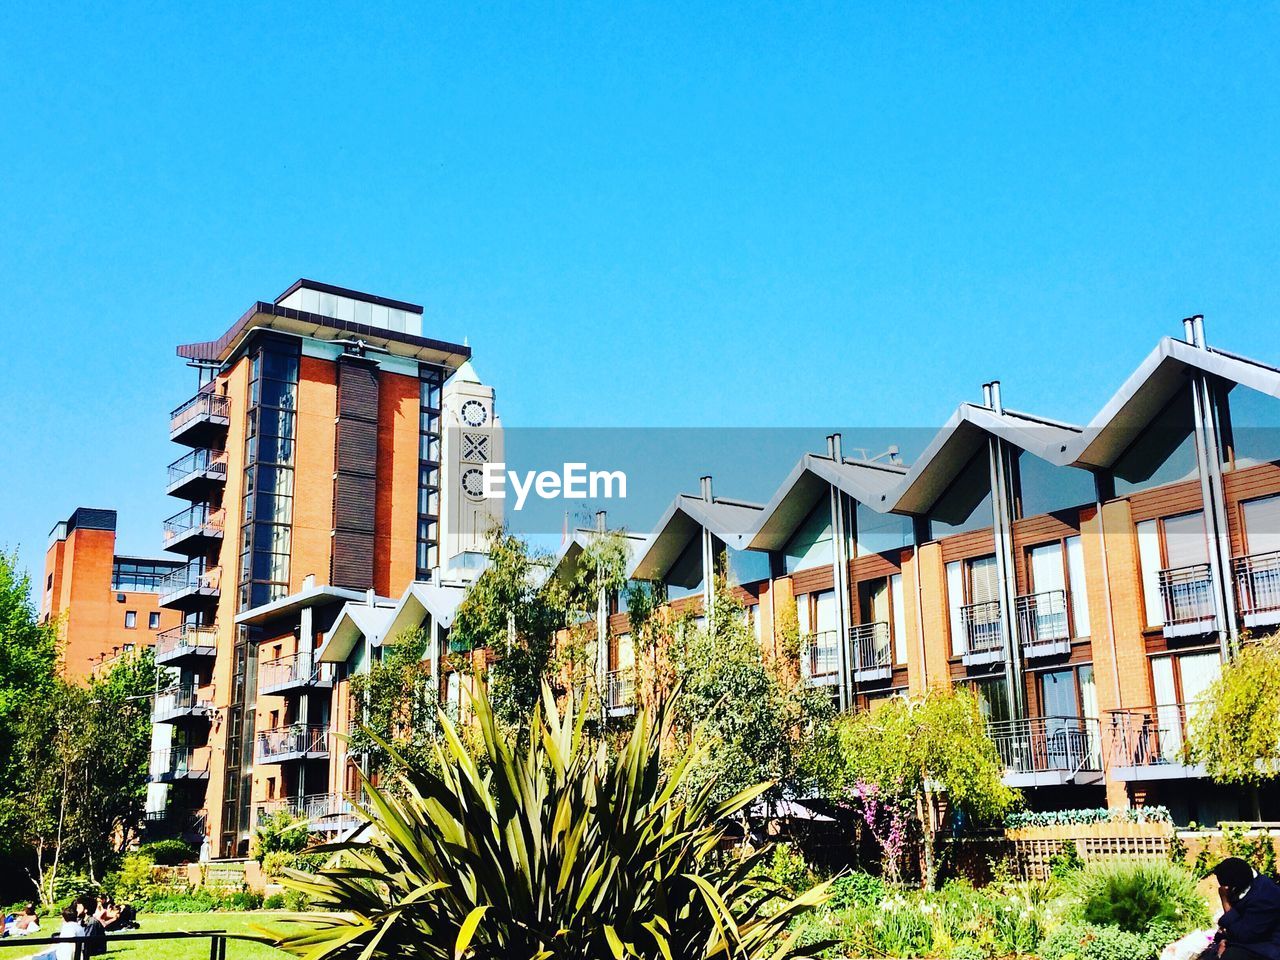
[416,365,444,578]
[856,504,913,557]
[1113,386,1199,495]
[1022,537,1090,639]
[946,555,999,656]
[124,611,137,629]
[1135,512,1210,628]
[783,501,832,574]
[928,452,993,538]
[149,612,161,630]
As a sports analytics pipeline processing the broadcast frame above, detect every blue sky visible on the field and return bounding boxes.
[2,2,1280,571]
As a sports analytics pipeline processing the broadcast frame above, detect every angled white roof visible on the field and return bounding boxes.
[317,600,398,664]
[381,580,470,643]
[234,583,373,627]
[1072,337,1280,468]
[891,404,1083,515]
[748,454,908,551]
[630,493,764,580]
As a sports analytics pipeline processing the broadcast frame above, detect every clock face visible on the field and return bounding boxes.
[461,399,488,427]
[462,467,486,499]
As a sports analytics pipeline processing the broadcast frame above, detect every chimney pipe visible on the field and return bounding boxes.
[1193,314,1206,348]
[831,432,843,462]
[982,382,993,408]
[595,510,607,533]
[700,475,713,502]
[990,380,1004,415]
[1183,316,1197,345]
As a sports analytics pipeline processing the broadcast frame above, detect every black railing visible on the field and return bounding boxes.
[0,930,276,960]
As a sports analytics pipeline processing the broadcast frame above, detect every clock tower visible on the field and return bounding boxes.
[440,359,504,570]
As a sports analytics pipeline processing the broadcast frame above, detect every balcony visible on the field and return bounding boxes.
[153,684,215,724]
[1235,551,1280,630]
[258,651,330,697]
[255,794,361,834]
[1106,704,1207,781]
[162,504,225,554]
[605,668,635,716]
[141,808,208,843]
[1015,590,1072,659]
[960,600,1004,666]
[158,561,221,611]
[154,623,217,666]
[170,390,231,446]
[167,448,228,500]
[256,724,329,763]
[149,747,210,783]
[988,716,1103,788]
[801,630,841,686]
[1158,564,1219,638]
[849,622,892,682]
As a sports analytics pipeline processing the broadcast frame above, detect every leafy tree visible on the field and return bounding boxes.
[449,531,568,729]
[276,683,831,960]
[837,686,1017,889]
[2,649,157,900]
[346,627,441,780]
[664,589,838,808]
[0,552,59,801]
[1186,635,1280,790]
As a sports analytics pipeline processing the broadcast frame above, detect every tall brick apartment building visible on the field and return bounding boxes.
[147,280,502,857]
[41,508,183,681]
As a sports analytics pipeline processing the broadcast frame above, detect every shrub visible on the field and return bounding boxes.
[1050,844,1086,878]
[142,888,221,913]
[282,889,311,913]
[1071,860,1208,935]
[1006,808,1172,829]
[223,890,264,911]
[139,838,197,866]
[252,811,310,863]
[828,871,887,909]
[949,941,987,960]
[1041,921,1182,960]
[110,853,158,901]
[758,842,816,895]
[261,850,299,879]
[264,893,287,910]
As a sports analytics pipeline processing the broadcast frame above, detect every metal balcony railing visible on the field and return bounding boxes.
[155,623,218,664]
[256,724,329,762]
[153,684,214,723]
[158,561,221,606]
[149,747,210,781]
[1015,589,1071,658]
[987,716,1102,780]
[162,504,225,544]
[849,622,892,680]
[802,630,841,684]
[961,599,1004,664]
[1105,703,1207,777]
[1158,563,1218,637]
[258,651,326,695]
[606,669,635,713]
[170,391,230,438]
[255,794,360,832]
[167,448,228,491]
[1235,551,1280,629]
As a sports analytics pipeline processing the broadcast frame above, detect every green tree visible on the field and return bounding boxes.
[450,530,568,729]
[276,683,831,960]
[0,552,59,792]
[837,686,1017,889]
[668,589,838,808]
[2,649,157,899]
[1186,635,1280,796]
[346,627,442,780]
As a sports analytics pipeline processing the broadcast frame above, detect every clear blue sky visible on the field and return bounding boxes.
[3,2,1280,573]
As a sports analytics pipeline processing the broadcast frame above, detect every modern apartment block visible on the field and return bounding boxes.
[147,279,503,857]
[41,507,183,681]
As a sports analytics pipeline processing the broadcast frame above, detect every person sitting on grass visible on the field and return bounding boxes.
[7,906,40,936]
[93,896,119,932]
[1205,857,1280,960]
[73,897,105,959]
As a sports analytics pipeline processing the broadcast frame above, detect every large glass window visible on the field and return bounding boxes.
[1015,451,1095,519]
[928,451,993,538]
[1113,386,1199,496]
[783,501,832,574]
[237,339,298,611]
[1224,385,1280,469]
[856,503,913,557]
[416,366,444,578]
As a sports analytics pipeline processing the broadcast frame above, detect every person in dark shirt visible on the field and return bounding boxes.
[1207,857,1280,960]
[73,896,106,958]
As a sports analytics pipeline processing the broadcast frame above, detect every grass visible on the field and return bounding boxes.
[102,912,307,960]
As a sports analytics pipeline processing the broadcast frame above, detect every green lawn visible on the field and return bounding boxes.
[103,913,308,960]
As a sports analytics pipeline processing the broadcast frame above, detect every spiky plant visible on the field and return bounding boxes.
[275,683,830,960]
